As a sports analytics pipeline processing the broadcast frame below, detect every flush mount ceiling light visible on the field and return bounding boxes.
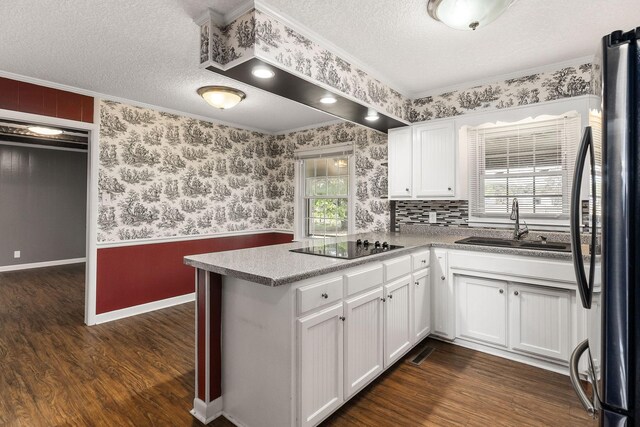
[197,86,246,110]
[320,95,337,104]
[364,110,380,122]
[427,0,515,31]
[27,126,63,136]
[251,65,275,79]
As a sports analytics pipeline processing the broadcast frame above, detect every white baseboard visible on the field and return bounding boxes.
[192,397,223,424]
[93,292,195,325]
[0,257,86,272]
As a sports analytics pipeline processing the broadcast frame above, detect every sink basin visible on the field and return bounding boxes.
[455,236,572,252]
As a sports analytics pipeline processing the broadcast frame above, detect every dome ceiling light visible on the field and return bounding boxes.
[197,86,246,110]
[427,0,516,31]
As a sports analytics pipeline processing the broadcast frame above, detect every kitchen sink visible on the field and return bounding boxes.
[455,236,572,252]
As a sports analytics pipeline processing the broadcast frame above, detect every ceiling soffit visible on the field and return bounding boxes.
[197,4,410,130]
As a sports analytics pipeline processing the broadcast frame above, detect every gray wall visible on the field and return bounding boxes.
[0,143,87,267]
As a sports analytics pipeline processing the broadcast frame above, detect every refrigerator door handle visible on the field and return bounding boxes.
[570,126,594,309]
[569,339,597,417]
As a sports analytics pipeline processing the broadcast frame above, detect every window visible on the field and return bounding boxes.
[303,157,350,238]
[294,141,355,240]
[468,113,581,225]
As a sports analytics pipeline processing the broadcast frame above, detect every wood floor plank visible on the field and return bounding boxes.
[1,264,597,426]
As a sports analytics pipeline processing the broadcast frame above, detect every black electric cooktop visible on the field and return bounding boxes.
[289,239,404,260]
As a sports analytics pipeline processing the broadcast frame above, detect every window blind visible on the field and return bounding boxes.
[468,113,581,221]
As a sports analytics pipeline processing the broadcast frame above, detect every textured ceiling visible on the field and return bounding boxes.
[265,0,640,96]
[0,0,334,133]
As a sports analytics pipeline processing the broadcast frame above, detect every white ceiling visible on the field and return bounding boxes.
[265,0,640,96]
[1,0,639,133]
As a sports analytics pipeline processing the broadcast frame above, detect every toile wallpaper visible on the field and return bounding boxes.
[276,122,390,234]
[97,101,388,243]
[406,64,592,122]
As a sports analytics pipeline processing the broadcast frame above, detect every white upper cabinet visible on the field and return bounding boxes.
[413,121,456,197]
[388,118,466,201]
[387,127,413,198]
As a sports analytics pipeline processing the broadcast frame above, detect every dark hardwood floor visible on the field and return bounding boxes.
[0,264,596,426]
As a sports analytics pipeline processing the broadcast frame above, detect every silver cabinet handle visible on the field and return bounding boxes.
[321,293,328,299]
[441,275,445,280]
[405,187,410,192]
[388,294,393,299]
[499,289,504,294]
[514,291,519,296]
[448,187,452,191]
[380,297,386,302]
[339,316,345,321]
[415,281,420,286]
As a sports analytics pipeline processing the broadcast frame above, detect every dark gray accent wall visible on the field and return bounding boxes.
[0,143,87,267]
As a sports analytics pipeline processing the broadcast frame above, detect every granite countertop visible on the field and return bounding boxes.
[184,226,581,287]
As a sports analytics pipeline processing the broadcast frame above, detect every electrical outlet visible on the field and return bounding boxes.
[429,212,437,224]
[13,251,21,259]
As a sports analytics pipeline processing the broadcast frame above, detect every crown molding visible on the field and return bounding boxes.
[411,55,595,99]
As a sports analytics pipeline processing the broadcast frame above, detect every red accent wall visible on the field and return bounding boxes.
[0,77,94,123]
[96,232,293,314]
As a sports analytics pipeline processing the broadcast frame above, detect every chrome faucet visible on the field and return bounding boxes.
[510,198,529,240]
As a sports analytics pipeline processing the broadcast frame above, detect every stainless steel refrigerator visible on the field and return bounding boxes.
[569,27,640,426]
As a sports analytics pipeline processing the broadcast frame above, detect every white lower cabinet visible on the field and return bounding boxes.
[298,303,344,427]
[344,287,384,398]
[383,275,413,367]
[456,276,508,347]
[509,283,571,362]
[432,249,454,339]
[413,268,431,342]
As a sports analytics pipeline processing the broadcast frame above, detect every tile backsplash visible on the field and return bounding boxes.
[394,200,469,231]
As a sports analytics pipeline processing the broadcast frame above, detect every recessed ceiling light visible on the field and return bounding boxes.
[320,95,337,104]
[364,111,380,122]
[197,86,246,110]
[27,126,63,136]
[427,0,515,31]
[251,65,275,79]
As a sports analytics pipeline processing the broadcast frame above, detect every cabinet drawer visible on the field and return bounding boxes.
[344,264,383,296]
[383,256,412,282]
[297,277,344,316]
[412,250,430,270]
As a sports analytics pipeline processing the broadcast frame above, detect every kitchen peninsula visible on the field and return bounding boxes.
[184,228,588,427]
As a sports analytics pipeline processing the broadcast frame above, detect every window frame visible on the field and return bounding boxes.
[293,144,355,241]
[466,110,582,230]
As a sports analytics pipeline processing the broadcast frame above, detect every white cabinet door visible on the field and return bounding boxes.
[509,283,571,362]
[413,268,431,342]
[432,250,454,339]
[388,127,413,198]
[298,303,344,427]
[413,121,455,198]
[383,275,412,367]
[344,287,384,398]
[456,276,507,347]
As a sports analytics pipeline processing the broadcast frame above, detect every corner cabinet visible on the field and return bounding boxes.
[388,119,467,200]
[388,127,413,198]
